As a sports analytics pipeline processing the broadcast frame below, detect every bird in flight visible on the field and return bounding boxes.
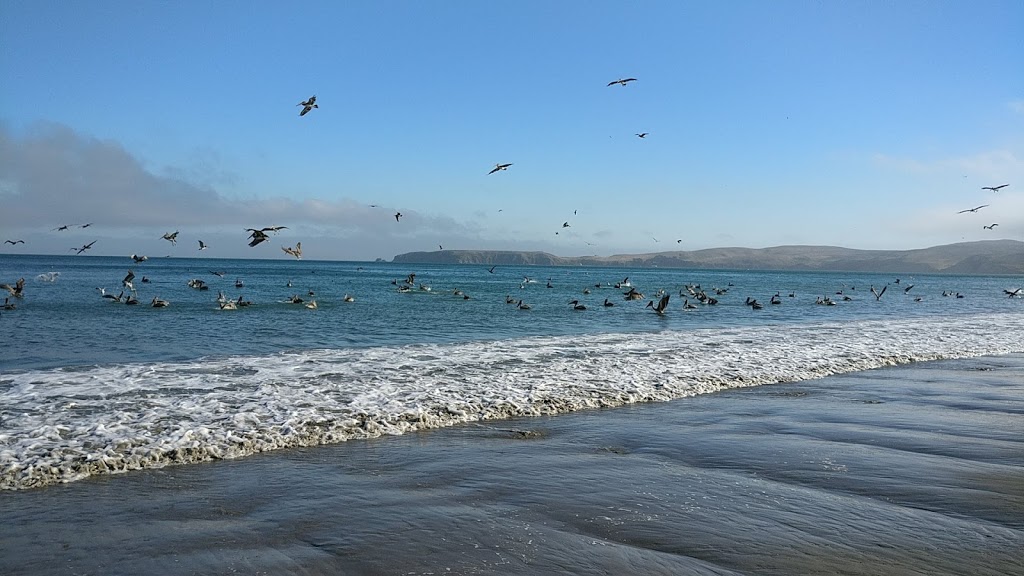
[562,221,570,228]
[80,223,93,228]
[982,184,1008,192]
[607,78,637,87]
[1,278,25,298]
[957,205,989,214]
[4,240,25,245]
[246,228,270,247]
[646,294,671,315]
[488,163,513,174]
[438,245,443,251]
[54,225,70,231]
[198,240,208,250]
[72,240,97,255]
[298,95,318,116]
[130,254,148,263]
[395,212,403,222]
[282,242,302,259]
[983,224,999,230]
[162,231,179,245]
[635,133,648,138]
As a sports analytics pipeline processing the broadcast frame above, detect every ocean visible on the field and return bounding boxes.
[2,254,1024,574]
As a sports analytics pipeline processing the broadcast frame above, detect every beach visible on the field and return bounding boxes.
[3,354,1021,575]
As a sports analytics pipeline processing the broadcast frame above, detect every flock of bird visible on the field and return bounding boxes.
[957,183,1009,230]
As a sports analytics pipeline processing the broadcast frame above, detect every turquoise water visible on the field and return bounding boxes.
[1,254,1022,490]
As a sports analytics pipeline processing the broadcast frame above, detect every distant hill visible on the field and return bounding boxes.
[392,240,1024,275]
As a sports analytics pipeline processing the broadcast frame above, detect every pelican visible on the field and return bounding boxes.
[568,299,587,310]
[635,133,648,138]
[219,299,238,310]
[198,240,208,250]
[770,294,781,305]
[624,287,644,300]
[80,223,93,228]
[506,295,516,304]
[235,279,244,288]
[870,285,887,301]
[488,266,496,274]
[517,300,531,310]
[3,297,16,310]
[210,271,225,277]
[603,298,614,307]
[488,163,513,174]
[562,221,570,228]
[54,225,70,231]
[151,296,170,308]
[124,293,139,305]
[123,270,136,293]
[982,184,1008,192]
[607,78,637,87]
[903,284,914,294]
[298,95,318,116]
[343,294,355,302]
[161,231,178,245]
[72,240,96,254]
[4,240,24,245]
[957,205,989,214]
[305,300,318,309]
[130,254,148,263]
[36,272,60,282]
[646,293,670,314]
[1004,288,1022,298]
[282,242,302,259]
[1,278,25,298]
[103,290,124,302]
[395,212,403,222]
[246,228,269,246]
[983,224,998,230]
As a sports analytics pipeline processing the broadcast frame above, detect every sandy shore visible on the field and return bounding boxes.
[2,354,1022,575]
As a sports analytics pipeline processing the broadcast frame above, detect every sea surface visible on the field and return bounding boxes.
[1,254,1022,491]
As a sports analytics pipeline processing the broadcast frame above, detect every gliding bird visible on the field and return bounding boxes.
[298,95,318,116]
[958,205,989,214]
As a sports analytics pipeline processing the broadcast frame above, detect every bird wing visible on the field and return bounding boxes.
[300,105,311,116]
[488,166,500,174]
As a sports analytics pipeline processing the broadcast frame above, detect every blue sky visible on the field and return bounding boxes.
[2,1,1022,260]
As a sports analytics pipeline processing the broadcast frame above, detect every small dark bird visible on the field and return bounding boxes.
[54,225,70,231]
[198,240,208,250]
[983,224,998,230]
[958,205,989,214]
[488,266,496,274]
[903,284,914,294]
[72,240,96,254]
[635,133,648,138]
[298,95,318,116]
[607,78,637,87]
[562,221,570,228]
[395,212,403,222]
[80,223,93,228]
[439,245,443,250]
[488,163,513,174]
[982,184,1008,192]
[4,240,24,245]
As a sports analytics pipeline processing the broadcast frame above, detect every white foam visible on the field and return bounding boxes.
[2,312,1022,490]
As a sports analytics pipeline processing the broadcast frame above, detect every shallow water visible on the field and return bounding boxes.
[2,355,1022,575]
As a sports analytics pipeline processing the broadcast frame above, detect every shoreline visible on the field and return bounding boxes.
[2,354,1023,575]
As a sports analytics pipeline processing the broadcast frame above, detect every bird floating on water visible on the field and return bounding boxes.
[298,95,318,116]
[1,278,25,298]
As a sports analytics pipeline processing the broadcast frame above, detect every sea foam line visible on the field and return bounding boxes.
[1,312,1022,490]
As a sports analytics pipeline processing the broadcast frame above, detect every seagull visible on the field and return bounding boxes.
[488,163,513,174]
[635,133,648,138]
[958,205,989,214]
[4,240,24,245]
[130,254,148,263]
[298,95,318,116]
[395,212,403,222]
[198,240,208,250]
[282,242,302,259]
[1,278,25,298]
[982,184,1008,192]
[72,240,96,254]
[607,78,637,87]
[161,231,179,245]
[646,293,670,314]
[983,224,999,230]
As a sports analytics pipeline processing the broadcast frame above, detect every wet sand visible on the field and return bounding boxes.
[2,354,1022,575]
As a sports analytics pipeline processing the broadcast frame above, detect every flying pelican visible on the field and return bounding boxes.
[298,95,318,116]
[562,221,570,228]
[607,78,637,87]
[53,225,70,231]
[130,254,148,263]
[247,228,269,246]
[282,242,302,259]
[635,133,648,138]
[161,231,178,245]
[870,285,887,301]
[957,205,989,214]
[982,184,1008,192]
[983,224,999,230]
[72,240,96,254]
[198,240,207,250]
[4,240,24,245]
[80,223,93,228]
[488,163,513,174]
[646,293,670,314]
[568,299,587,310]
[1,278,25,298]
[395,212,403,222]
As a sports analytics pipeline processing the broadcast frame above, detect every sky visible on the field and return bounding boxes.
[1,1,1022,261]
